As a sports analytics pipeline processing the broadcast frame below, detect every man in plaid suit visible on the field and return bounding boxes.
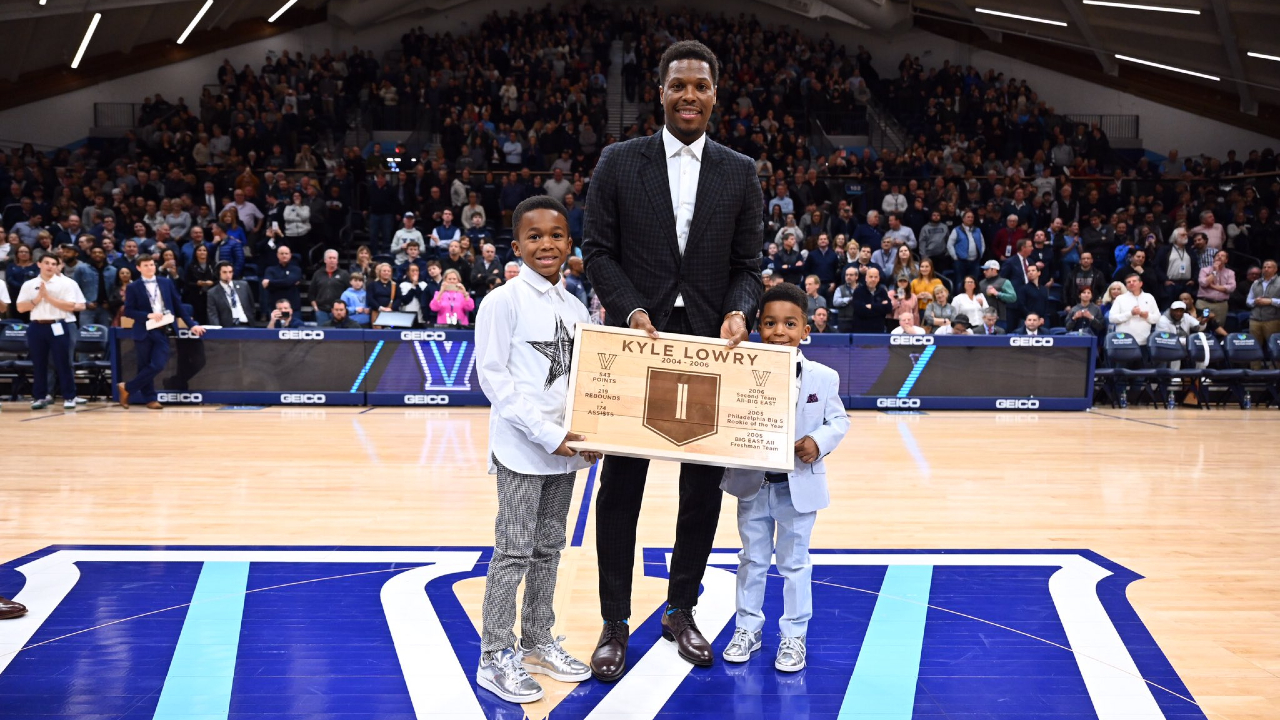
[582,39,764,681]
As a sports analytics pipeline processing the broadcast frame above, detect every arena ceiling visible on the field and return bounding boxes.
[2,0,1276,123]
[910,0,1280,113]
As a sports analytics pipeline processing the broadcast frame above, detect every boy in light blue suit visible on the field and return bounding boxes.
[720,282,850,672]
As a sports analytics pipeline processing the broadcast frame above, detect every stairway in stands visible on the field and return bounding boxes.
[606,39,645,139]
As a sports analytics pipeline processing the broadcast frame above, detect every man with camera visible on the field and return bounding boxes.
[266,298,303,329]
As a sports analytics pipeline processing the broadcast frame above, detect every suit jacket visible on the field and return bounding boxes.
[583,132,763,336]
[973,323,1006,335]
[207,280,256,326]
[123,276,198,340]
[721,357,850,513]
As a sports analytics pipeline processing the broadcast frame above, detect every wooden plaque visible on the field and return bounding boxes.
[564,324,797,472]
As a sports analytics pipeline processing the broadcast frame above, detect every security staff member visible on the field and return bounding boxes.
[16,254,85,410]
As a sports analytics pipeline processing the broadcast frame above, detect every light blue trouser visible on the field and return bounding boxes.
[734,481,817,638]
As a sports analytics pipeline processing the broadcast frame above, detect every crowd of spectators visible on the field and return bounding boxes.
[1,5,1278,350]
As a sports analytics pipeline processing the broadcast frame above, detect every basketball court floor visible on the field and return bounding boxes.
[0,404,1275,719]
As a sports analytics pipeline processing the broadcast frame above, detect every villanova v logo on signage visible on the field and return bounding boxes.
[0,546,1205,719]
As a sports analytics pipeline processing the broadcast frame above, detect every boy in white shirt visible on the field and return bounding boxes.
[474,196,599,703]
[719,283,851,672]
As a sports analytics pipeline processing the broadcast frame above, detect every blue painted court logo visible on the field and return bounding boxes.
[0,546,1206,719]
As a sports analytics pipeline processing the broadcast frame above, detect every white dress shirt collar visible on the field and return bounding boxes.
[662,126,705,162]
[516,263,562,296]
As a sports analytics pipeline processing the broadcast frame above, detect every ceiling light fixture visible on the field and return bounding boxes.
[975,8,1068,26]
[1082,1,1200,15]
[1115,54,1220,80]
[1246,51,1280,62]
[71,13,101,69]
[178,0,213,45]
[269,0,298,23]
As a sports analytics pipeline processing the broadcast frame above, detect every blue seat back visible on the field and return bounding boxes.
[1270,334,1280,365]
[1224,333,1264,364]
[76,324,110,355]
[1104,332,1144,367]
[0,323,28,355]
[1147,332,1187,364]
[1188,333,1225,366]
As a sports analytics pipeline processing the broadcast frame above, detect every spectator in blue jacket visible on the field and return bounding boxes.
[947,210,985,289]
[852,210,884,251]
[211,223,244,279]
[261,246,302,317]
[806,232,840,297]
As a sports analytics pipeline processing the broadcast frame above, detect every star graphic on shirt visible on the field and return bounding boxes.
[528,316,574,390]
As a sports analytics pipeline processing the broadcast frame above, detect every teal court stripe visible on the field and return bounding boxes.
[838,564,934,720]
[153,562,250,720]
[351,340,385,392]
[897,345,937,397]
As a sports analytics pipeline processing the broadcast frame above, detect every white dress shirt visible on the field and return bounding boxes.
[141,277,168,315]
[220,281,249,324]
[662,126,705,308]
[17,274,85,321]
[0,281,9,305]
[1108,291,1160,343]
[476,264,591,476]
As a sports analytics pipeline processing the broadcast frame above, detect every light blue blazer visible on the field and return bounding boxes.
[720,357,850,514]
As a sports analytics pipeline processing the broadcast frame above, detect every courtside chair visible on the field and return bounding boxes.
[1147,332,1200,409]
[74,324,113,401]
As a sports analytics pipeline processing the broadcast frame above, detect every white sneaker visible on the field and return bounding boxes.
[520,635,591,682]
[477,646,544,704]
[63,399,77,410]
[722,628,762,663]
[775,636,806,672]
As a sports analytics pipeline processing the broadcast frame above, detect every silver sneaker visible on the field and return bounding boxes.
[477,646,544,703]
[521,635,591,682]
[722,628,762,663]
[775,636,807,672]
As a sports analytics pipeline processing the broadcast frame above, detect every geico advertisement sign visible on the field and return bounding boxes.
[280,394,327,404]
[278,330,326,340]
[1009,336,1054,347]
[404,395,450,405]
[400,331,448,341]
[176,330,203,339]
[995,399,1040,409]
[156,392,203,403]
[890,335,934,345]
[876,397,921,408]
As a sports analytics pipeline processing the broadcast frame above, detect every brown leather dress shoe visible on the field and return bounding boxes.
[590,620,630,682]
[661,607,713,667]
[146,401,164,410]
[116,382,130,409]
[0,596,27,620]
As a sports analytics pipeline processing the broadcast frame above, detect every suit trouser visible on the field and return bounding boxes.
[734,481,816,638]
[28,322,75,401]
[595,308,726,619]
[45,321,77,398]
[480,456,576,654]
[125,329,171,403]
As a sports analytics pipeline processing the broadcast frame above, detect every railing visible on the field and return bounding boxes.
[865,98,908,155]
[93,103,142,128]
[1063,114,1140,140]
[808,110,869,138]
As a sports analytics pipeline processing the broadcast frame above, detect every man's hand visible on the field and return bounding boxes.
[270,309,282,322]
[795,436,820,464]
[261,278,270,288]
[554,431,586,457]
[986,286,998,296]
[148,312,166,323]
[721,312,748,348]
[629,310,659,339]
[189,325,207,337]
